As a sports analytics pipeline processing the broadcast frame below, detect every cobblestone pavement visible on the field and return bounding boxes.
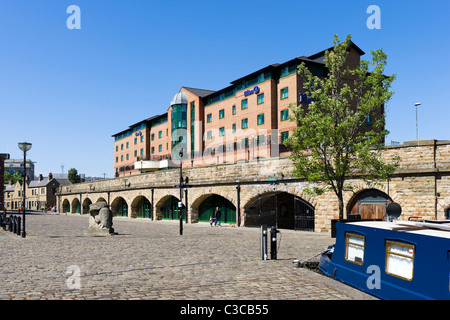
[0,212,376,301]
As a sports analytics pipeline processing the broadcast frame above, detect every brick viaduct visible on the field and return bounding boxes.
[57,139,450,232]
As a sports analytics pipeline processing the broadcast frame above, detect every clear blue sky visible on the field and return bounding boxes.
[1,1,449,178]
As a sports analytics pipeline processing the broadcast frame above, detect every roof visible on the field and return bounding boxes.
[307,40,365,61]
[170,91,188,106]
[182,87,216,98]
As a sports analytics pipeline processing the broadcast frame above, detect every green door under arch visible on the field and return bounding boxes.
[136,197,151,219]
[162,196,181,220]
[116,198,128,217]
[198,195,236,224]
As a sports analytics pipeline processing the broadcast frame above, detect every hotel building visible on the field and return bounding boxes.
[113,42,367,177]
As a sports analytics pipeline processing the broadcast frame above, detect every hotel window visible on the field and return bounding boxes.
[345,233,365,265]
[219,127,225,136]
[241,99,248,110]
[159,131,162,138]
[151,133,155,141]
[280,109,289,121]
[257,135,266,146]
[206,130,212,140]
[280,131,289,144]
[242,138,249,149]
[140,148,144,155]
[207,113,212,123]
[219,109,225,119]
[121,155,123,161]
[385,240,415,281]
[141,135,144,142]
[232,105,236,115]
[257,113,265,125]
[159,144,162,152]
[116,146,118,152]
[134,150,137,157]
[242,118,248,129]
[121,144,123,150]
[134,138,137,144]
[126,154,129,160]
[151,147,155,154]
[281,87,289,100]
[126,142,129,148]
[116,157,118,163]
[257,93,264,105]
[232,123,236,133]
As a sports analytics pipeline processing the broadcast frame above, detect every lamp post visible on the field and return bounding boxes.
[414,102,422,139]
[179,148,184,236]
[18,142,32,238]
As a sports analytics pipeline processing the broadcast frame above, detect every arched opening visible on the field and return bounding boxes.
[197,194,236,224]
[244,192,315,231]
[111,197,128,217]
[62,199,70,214]
[82,198,92,215]
[71,198,81,214]
[347,189,392,220]
[159,195,181,220]
[131,196,152,219]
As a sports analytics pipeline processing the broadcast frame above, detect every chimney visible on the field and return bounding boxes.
[9,178,13,185]
[25,175,30,182]
[48,172,53,180]
[38,174,43,181]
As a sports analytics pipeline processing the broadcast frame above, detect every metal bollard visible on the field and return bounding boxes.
[261,225,268,260]
[16,216,21,236]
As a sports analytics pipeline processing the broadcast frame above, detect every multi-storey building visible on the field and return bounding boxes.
[113,42,369,176]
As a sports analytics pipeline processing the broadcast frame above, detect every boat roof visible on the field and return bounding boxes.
[345,220,450,240]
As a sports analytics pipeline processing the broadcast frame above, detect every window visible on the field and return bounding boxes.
[242,118,248,129]
[116,146,118,152]
[151,133,155,141]
[281,87,289,100]
[232,105,236,115]
[140,148,143,155]
[242,137,249,149]
[219,109,225,119]
[219,127,225,136]
[280,131,289,143]
[241,99,248,110]
[159,131,162,138]
[206,130,212,140]
[134,150,137,157]
[232,123,236,133]
[257,93,264,105]
[158,144,162,152]
[207,113,212,123]
[257,113,264,125]
[116,157,118,163]
[257,135,266,146]
[366,115,371,126]
[134,138,137,145]
[121,155,123,161]
[151,147,155,154]
[141,135,144,142]
[345,233,365,265]
[126,142,129,148]
[121,144,123,150]
[280,109,289,121]
[385,240,415,281]
[126,154,129,160]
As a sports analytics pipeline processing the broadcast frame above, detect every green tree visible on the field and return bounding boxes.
[68,168,81,184]
[4,172,23,185]
[286,34,399,220]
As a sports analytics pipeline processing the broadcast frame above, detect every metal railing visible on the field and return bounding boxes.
[0,212,22,236]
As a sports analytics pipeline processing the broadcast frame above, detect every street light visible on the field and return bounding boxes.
[414,102,422,139]
[18,141,32,238]
[179,148,184,236]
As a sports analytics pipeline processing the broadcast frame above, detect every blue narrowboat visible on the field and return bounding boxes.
[318,220,450,300]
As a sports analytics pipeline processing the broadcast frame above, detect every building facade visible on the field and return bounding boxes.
[113,42,368,176]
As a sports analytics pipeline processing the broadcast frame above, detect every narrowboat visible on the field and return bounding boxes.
[318,219,450,300]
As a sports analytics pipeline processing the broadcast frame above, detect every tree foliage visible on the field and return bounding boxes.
[68,168,81,184]
[286,34,399,219]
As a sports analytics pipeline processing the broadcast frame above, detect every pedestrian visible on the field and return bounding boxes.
[214,207,221,227]
[209,215,214,227]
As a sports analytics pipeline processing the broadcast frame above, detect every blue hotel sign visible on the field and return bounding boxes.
[299,93,315,103]
[244,86,260,97]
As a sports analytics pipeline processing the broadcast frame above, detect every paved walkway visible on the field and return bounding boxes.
[0,212,376,301]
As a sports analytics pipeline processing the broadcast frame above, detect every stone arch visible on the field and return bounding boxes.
[62,198,70,214]
[71,198,81,214]
[243,191,315,230]
[96,197,107,203]
[82,198,92,215]
[111,196,129,217]
[190,193,236,224]
[155,195,180,221]
[130,195,152,219]
[346,188,392,220]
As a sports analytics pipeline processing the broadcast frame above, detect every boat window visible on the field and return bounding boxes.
[385,240,415,281]
[345,233,365,265]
